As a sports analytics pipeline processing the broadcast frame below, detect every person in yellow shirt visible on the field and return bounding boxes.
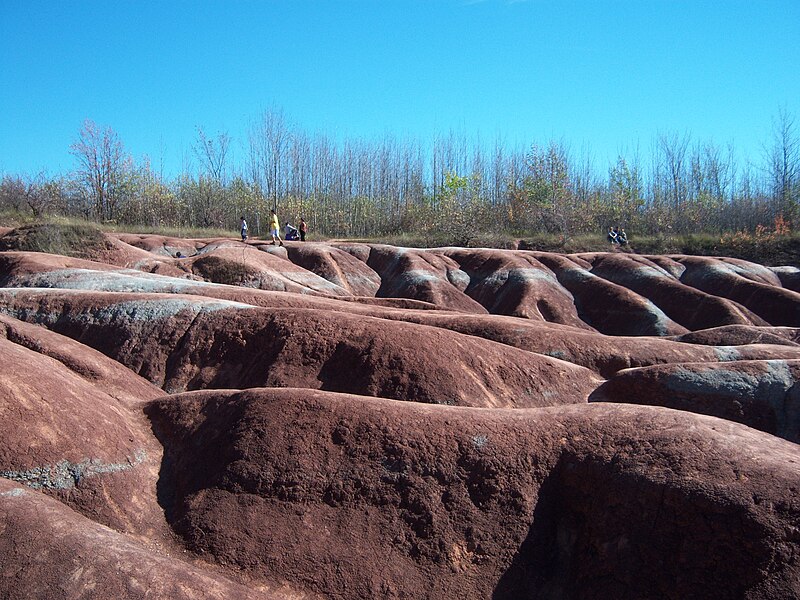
[269,209,284,246]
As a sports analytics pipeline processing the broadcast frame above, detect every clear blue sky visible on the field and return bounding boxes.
[1,0,798,178]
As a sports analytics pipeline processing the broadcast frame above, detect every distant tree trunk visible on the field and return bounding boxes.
[70,119,131,222]
[767,108,799,222]
[658,132,691,210]
[248,108,289,214]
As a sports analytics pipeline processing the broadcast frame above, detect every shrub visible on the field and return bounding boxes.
[0,222,111,258]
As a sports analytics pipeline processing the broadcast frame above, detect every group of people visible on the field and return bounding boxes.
[243,214,628,248]
[607,226,628,245]
[239,210,308,245]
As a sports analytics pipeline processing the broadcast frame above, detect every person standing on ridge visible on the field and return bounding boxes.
[270,209,284,246]
[240,216,248,241]
[299,217,308,242]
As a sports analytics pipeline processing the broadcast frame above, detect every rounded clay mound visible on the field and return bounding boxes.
[0,288,599,406]
[145,388,800,599]
[0,315,167,536]
[590,358,800,442]
[0,478,293,600]
[3,233,800,599]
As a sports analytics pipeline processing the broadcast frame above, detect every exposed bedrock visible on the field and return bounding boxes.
[0,250,376,312]
[4,239,800,335]
[4,251,800,381]
[579,252,768,330]
[146,389,800,600]
[677,256,800,326]
[380,311,800,378]
[772,266,800,292]
[285,242,382,296]
[437,248,593,328]
[188,244,354,296]
[670,324,800,347]
[528,252,688,336]
[360,244,488,313]
[0,478,302,600]
[0,315,167,536]
[2,230,800,599]
[0,289,599,406]
[590,359,800,442]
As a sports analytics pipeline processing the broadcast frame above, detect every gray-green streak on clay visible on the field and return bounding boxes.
[665,361,798,440]
[0,449,147,490]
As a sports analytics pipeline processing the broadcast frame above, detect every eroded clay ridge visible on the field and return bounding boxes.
[0,227,799,598]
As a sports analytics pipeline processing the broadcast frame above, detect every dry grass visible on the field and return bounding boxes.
[2,213,798,265]
[0,222,112,258]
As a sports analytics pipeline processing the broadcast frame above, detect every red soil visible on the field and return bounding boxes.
[1,227,799,598]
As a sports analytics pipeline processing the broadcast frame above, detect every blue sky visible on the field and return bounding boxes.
[1,0,798,177]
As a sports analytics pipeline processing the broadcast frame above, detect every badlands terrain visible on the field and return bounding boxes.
[0,224,799,599]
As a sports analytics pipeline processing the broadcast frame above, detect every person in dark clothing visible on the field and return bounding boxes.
[299,217,308,242]
[284,222,299,241]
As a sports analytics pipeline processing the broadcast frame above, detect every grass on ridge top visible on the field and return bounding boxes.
[376,231,800,266]
[1,212,799,266]
[0,221,112,259]
[0,212,234,241]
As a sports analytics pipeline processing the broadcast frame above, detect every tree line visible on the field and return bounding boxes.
[1,108,798,244]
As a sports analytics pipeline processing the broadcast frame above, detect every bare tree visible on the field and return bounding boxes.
[194,128,230,184]
[766,107,799,221]
[189,128,232,228]
[70,119,132,221]
[0,175,27,213]
[248,108,290,212]
[658,132,691,209]
[8,105,796,240]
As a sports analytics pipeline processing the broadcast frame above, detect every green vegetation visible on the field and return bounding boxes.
[1,109,798,261]
[0,221,112,259]
[377,229,800,266]
[1,213,798,266]
[110,223,234,240]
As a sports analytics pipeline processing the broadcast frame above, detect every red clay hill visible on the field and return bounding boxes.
[1,224,799,599]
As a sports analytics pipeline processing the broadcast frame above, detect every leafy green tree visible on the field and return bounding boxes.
[522,142,573,235]
[120,158,182,227]
[608,156,645,227]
